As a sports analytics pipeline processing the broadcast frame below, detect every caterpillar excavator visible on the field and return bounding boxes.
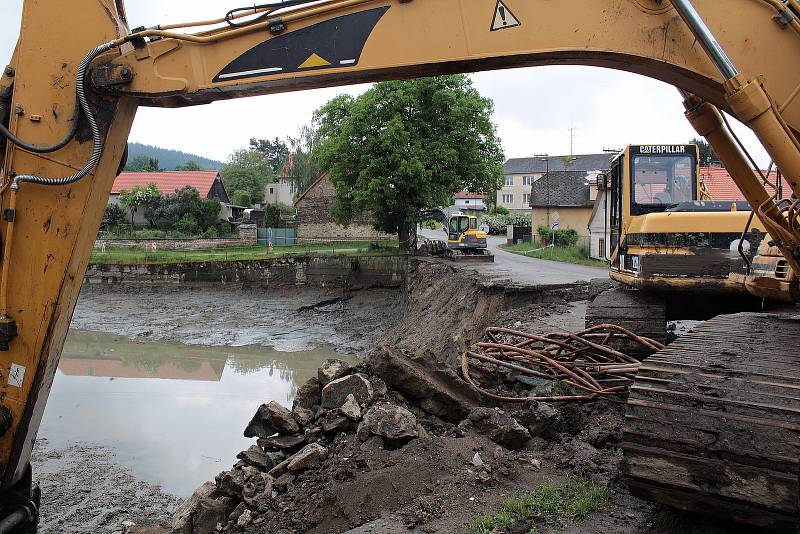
[2,0,800,531]
[417,209,493,261]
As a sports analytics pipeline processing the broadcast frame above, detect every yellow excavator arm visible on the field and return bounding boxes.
[2,0,800,527]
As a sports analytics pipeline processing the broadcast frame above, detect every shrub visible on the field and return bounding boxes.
[203,226,219,238]
[536,225,579,246]
[490,204,509,216]
[134,228,166,239]
[102,204,125,229]
[175,214,199,234]
[421,219,439,230]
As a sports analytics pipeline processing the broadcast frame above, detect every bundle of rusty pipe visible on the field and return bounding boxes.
[461,324,664,402]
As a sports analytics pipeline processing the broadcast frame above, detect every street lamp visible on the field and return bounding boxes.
[534,153,550,240]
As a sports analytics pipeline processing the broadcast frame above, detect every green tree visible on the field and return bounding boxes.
[125,155,162,172]
[118,182,161,229]
[156,186,220,232]
[221,149,274,204]
[175,160,202,171]
[690,137,719,166]
[313,75,504,249]
[286,124,321,194]
[102,204,125,229]
[231,189,252,207]
[249,137,290,174]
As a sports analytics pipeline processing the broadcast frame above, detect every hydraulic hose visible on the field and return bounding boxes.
[10,42,117,190]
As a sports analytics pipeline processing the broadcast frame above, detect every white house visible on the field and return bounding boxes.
[453,192,487,212]
[265,177,294,206]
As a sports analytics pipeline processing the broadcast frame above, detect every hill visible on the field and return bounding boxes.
[126,142,225,171]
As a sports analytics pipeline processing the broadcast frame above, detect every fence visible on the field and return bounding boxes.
[258,227,297,246]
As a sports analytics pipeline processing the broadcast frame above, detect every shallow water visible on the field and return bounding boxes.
[39,330,349,496]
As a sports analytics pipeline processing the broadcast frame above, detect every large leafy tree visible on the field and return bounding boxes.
[221,149,274,206]
[155,186,220,231]
[249,137,290,174]
[313,75,504,248]
[118,182,161,228]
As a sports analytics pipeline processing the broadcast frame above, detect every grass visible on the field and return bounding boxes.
[464,478,610,534]
[90,240,402,265]
[499,243,608,268]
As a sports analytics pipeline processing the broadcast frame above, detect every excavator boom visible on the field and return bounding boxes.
[2,0,800,529]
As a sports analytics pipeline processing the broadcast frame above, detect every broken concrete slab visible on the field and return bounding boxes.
[370,346,479,422]
[321,373,373,409]
[466,407,531,450]
[236,445,272,470]
[287,443,328,472]
[172,481,216,534]
[293,377,322,411]
[340,394,362,421]
[318,359,352,386]
[359,403,418,441]
[244,401,301,438]
[258,434,306,450]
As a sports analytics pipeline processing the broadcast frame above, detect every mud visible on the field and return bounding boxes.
[32,440,179,534]
[71,285,401,352]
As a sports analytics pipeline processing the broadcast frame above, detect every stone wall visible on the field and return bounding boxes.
[295,174,392,240]
[84,254,408,289]
[94,223,258,250]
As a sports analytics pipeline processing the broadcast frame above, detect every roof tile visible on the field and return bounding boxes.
[112,171,220,196]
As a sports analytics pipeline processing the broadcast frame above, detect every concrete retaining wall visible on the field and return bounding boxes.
[84,254,409,289]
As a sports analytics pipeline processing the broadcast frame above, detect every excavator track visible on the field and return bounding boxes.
[623,311,800,531]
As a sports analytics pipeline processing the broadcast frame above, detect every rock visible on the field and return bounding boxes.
[273,472,295,492]
[287,443,328,472]
[512,401,559,437]
[359,435,385,451]
[292,406,315,426]
[471,452,484,468]
[370,347,479,422]
[467,407,531,450]
[419,397,448,417]
[173,481,217,533]
[321,411,351,434]
[293,378,322,411]
[318,359,351,385]
[268,457,291,478]
[215,468,246,498]
[192,497,229,534]
[237,509,253,528]
[339,394,362,421]
[321,373,373,409]
[228,502,247,524]
[258,434,306,450]
[242,473,273,509]
[369,376,389,398]
[121,520,136,534]
[237,445,272,470]
[244,401,300,438]
[359,403,418,441]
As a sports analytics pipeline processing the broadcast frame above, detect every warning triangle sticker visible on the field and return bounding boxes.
[298,53,332,69]
[490,0,520,31]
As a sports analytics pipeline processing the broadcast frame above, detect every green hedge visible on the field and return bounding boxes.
[480,213,532,235]
[536,225,579,246]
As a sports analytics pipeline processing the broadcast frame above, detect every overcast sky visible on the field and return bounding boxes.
[2,0,770,166]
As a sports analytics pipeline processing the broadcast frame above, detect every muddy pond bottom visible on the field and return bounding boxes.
[38,330,351,497]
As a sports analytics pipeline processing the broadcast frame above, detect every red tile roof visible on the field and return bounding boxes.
[454,191,486,199]
[700,166,791,201]
[112,171,220,196]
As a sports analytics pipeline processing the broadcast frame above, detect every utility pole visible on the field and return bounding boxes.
[535,153,550,239]
[568,127,575,158]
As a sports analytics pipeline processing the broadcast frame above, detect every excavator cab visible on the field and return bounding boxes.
[607,144,761,298]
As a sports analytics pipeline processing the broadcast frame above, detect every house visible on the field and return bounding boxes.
[453,192,487,213]
[530,170,605,239]
[110,170,233,223]
[500,153,615,213]
[700,166,789,200]
[264,155,298,206]
[294,172,392,240]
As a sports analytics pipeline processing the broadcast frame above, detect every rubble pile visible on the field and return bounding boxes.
[172,349,626,534]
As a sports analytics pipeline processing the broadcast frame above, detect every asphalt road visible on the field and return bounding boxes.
[419,229,608,286]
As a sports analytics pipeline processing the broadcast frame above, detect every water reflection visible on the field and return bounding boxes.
[39,330,350,496]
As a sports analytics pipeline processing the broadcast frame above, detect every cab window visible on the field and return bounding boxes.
[631,155,695,214]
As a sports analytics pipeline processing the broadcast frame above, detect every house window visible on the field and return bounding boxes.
[465,200,470,204]
[504,175,513,186]
[523,193,531,205]
[269,187,274,194]
[523,175,533,185]
[502,194,513,204]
